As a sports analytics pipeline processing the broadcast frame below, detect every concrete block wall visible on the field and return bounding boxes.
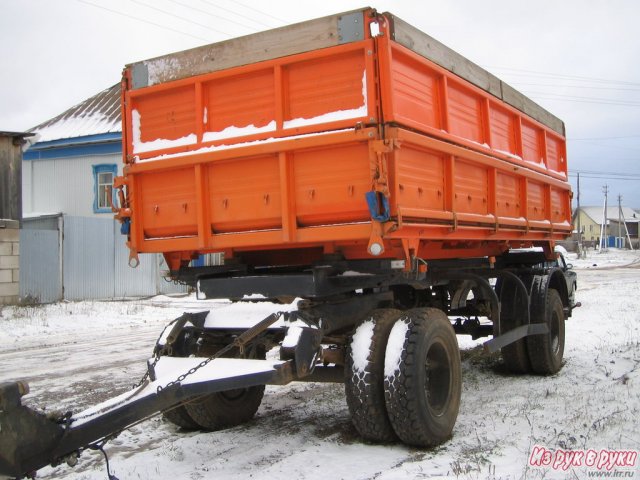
[0,219,19,305]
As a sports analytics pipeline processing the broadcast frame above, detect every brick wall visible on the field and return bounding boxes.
[0,219,19,305]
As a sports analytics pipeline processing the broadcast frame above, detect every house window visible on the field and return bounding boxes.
[93,164,117,213]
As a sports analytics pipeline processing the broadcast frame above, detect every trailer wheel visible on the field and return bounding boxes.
[184,345,266,431]
[384,308,461,447]
[527,288,565,374]
[495,276,531,373]
[163,405,200,429]
[345,309,402,442]
[184,385,266,431]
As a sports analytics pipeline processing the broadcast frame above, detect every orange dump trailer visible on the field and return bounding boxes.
[1,11,580,476]
[115,8,571,272]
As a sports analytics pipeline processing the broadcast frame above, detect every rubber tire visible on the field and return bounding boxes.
[163,405,200,429]
[384,308,461,447]
[184,385,266,431]
[496,276,531,373]
[345,309,402,442]
[527,288,565,375]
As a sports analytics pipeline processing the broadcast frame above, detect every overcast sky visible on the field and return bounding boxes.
[1,0,639,208]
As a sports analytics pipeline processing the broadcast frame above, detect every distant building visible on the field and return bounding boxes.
[20,85,188,302]
[1,131,33,305]
[573,206,639,248]
[23,84,121,217]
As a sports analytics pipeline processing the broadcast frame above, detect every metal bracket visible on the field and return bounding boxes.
[483,323,549,353]
[130,62,149,89]
[338,11,365,44]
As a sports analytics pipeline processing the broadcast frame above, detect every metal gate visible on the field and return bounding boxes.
[19,229,62,303]
[20,215,187,303]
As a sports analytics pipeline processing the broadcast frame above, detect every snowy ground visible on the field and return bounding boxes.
[1,249,639,480]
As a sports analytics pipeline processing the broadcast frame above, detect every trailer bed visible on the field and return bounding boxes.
[116,8,571,271]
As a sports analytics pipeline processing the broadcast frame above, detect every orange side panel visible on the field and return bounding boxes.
[527,181,547,221]
[208,155,282,234]
[126,41,376,161]
[447,83,483,144]
[139,168,198,239]
[134,86,196,143]
[495,172,521,219]
[453,161,488,215]
[384,47,442,130]
[377,40,568,181]
[294,143,371,227]
[203,69,276,135]
[388,127,571,235]
[391,146,445,214]
[285,50,367,122]
[489,105,517,154]
[521,120,543,166]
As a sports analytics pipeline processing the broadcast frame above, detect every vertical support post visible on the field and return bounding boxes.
[513,115,523,159]
[439,76,450,133]
[482,97,492,148]
[444,155,455,213]
[540,130,548,168]
[274,65,284,135]
[279,152,296,242]
[195,82,204,145]
[195,164,211,249]
[488,167,497,225]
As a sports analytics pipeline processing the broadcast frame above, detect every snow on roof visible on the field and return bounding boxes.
[29,84,121,142]
[579,206,639,223]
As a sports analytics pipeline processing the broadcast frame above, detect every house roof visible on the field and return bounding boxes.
[0,131,35,138]
[579,206,639,224]
[29,83,121,142]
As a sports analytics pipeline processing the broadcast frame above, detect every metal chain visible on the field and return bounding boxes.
[132,317,181,389]
[158,355,218,393]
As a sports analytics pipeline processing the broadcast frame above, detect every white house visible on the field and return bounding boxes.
[23,84,121,217]
[21,84,188,302]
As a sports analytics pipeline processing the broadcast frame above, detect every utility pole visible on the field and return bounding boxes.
[600,185,609,252]
[617,195,634,250]
[617,194,623,248]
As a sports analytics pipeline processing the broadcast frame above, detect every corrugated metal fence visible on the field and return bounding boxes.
[20,215,187,302]
[19,229,62,303]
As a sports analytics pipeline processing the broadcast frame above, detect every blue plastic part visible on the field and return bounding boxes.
[365,191,390,222]
[191,255,206,267]
[120,218,131,235]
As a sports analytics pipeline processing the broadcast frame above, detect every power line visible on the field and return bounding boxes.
[198,0,278,29]
[131,0,233,37]
[227,0,289,24]
[523,91,640,104]
[483,65,640,87]
[525,93,640,107]
[76,0,210,42]
[167,0,260,32]
[508,82,640,93]
[568,139,640,153]
[568,172,640,181]
[569,135,640,141]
